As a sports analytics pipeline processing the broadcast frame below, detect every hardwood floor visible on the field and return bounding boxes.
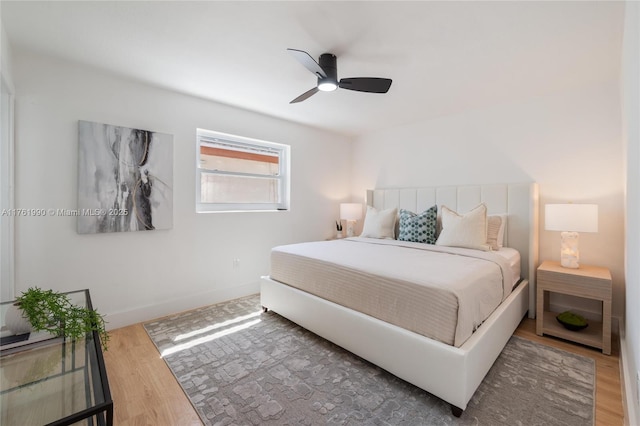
[103,324,202,426]
[103,317,624,425]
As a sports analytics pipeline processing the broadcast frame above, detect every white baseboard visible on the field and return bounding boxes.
[104,281,260,330]
[619,320,639,426]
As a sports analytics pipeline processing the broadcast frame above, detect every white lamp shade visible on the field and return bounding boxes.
[340,203,362,221]
[545,204,598,233]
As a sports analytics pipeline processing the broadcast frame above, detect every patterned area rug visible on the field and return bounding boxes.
[144,294,595,425]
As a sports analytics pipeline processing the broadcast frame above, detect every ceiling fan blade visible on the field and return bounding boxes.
[339,78,392,93]
[287,48,327,79]
[290,87,319,104]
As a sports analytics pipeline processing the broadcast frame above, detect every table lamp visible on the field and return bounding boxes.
[545,203,598,268]
[340,203,362,237]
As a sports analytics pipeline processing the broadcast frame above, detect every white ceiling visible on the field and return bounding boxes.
[1,1,624,137]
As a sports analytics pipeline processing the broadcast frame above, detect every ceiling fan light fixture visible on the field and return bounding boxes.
[287,48,392,103]
[318,80,338,92]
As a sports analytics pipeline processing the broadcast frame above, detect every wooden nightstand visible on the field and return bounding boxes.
[536,260,612,355]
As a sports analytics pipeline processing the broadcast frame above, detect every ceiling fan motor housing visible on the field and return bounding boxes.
[318,53,338,91]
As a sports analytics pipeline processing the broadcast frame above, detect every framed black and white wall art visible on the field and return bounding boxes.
[77,120,173,234]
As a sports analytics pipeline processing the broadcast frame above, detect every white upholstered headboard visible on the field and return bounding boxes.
[366,183,539,316]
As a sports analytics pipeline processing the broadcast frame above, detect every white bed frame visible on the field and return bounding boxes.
[261,183,539,415]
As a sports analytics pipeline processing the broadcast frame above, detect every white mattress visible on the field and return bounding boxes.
[269,238,515,347]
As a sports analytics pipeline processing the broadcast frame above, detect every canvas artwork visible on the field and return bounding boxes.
[77,120,173,234]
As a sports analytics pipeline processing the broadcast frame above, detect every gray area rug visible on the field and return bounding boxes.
[144,294,595,425]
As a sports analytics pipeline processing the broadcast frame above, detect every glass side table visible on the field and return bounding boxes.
[0,289,113,425]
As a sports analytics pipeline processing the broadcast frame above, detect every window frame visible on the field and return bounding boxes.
[196,129,290,213]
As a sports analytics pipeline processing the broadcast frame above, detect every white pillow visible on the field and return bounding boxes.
[360,206,397,239]
[487,215,502,250]
[436,203,489,250]
[492,213,507,248]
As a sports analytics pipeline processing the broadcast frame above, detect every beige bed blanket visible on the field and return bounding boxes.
[270,237,514,347]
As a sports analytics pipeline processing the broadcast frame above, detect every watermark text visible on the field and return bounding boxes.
[1,208,129,217]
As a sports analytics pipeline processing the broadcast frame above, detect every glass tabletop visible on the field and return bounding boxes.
[0,289,112,426]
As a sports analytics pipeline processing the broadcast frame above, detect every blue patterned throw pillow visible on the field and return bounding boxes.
[398,205,438,244]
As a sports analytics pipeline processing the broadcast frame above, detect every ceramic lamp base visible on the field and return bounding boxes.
[346,220,356,237]
[560,231,580,268]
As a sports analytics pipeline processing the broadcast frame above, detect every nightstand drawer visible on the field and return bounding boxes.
[537,264,611,301]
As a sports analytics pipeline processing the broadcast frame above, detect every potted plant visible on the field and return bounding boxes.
[336,220,343,238]
[12,287,109,349]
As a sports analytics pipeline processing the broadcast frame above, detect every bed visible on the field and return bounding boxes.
[261,183,539,416]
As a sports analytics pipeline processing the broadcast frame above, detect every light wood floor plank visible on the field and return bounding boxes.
[103,324,203,426]
[103,316,624,425]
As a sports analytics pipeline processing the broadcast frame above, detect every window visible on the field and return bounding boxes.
[196,129,290,212]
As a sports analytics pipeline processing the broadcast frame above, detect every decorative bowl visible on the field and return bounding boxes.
[556,311,588,331]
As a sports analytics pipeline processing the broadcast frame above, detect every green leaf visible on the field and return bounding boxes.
[15,287,109,350]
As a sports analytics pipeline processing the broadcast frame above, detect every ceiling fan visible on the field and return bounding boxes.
[287,48,392,104]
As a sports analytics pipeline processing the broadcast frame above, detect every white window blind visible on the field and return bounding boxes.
[196,129,290,212]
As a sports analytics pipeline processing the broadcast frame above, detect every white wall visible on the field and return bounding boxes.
[351,80,625,319]
[0,17,15,302]
[0,19,14,92]
[12,50,352,329]
[622,1,640,423]
[0,78,13,303]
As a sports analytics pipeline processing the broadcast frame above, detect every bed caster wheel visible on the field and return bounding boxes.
[451,405,463,418]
